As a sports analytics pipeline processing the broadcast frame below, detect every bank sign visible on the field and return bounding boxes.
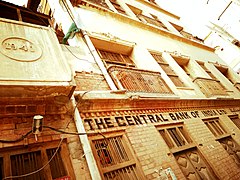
[82,109,234,131]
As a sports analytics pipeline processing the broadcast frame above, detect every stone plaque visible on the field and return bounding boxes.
[0,37,42,62]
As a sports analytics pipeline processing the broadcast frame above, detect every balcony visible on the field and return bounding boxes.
[71,0,110,10]
[180,30,204,44]
[0,18,75,99]
[193,77,228,97]
[108,66,174,94]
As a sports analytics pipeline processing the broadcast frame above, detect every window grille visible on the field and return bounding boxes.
[151,53,186,87]
[229,115,240,129]
[104,164,139,179]
[203,118,227,137]
[10,151,44,180]
[47,148,67,179]
[98,49,135,67]
[1,142,73,179]
[91,135,144,179]
[159,125,192,149]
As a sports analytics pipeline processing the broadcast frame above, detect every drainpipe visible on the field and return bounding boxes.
[80,29,118,90]
[61,0,116,179]
[63,0,118,90]
[72,97,102,180]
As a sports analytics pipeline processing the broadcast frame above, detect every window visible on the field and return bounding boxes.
[151,52,186,87]
[109,0,126,15]
[90,134,144,179]
[158,124,192,150]
[47,148,67,179]
[0,141,73,179]
[203,118,227,138]
[218,136,240,166]
[229,115,240,129]
[215,64,234,83]
[11,151,44,179]
[0,157,3,180]
[158,124,218,179]
[137,13,168,30]
[98,49,135,67]
[204,117,240,167]
[198,62,216,80]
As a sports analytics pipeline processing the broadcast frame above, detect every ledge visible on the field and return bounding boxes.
[78,3,214,52]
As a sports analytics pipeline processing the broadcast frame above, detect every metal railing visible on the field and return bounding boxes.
[108,66,174,94]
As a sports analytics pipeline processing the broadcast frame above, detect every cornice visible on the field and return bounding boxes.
[77,3,215,52]
[75,95,240,112]
[135,0,180,20]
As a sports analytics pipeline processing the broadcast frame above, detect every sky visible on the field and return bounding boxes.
[156,0,240,40]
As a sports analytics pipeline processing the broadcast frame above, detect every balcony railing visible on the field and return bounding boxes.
[193,77,228,97]
[71,0,109,9]
[108,66,174,94]
[137,14,168,30]
[180,31,204,44]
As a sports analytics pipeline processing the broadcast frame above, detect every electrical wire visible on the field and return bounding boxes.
[1,1,108,179]
[0,130,32,143]
[3,138,63,180]
[64,45,96,63]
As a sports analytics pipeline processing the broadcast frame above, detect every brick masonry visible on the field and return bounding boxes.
[0,101,91,180]
[75,72,110,91]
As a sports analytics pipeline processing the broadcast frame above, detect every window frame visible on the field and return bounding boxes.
[97,49,135,67]
[150,52,186,87]
[0,140,74,180]
[89,131,145,179]
[157,122,194,153]
[229,114,240,129]
[203,117,228,139]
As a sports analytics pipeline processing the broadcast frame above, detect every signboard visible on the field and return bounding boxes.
[82,108,237,131]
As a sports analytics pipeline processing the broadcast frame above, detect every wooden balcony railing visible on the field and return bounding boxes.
[137,14,168,30]
[180,31,204,44]
[193,77,228,97]
[71,0,109,9]
[108,66,174,94]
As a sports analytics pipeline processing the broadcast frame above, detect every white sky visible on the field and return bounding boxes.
[156,0,240,40]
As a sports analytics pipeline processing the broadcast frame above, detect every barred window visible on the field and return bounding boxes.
[203,118,227,138]
[158,124,192,150]
[91,134,144,179]
[229,115,240,129]
[11,151,44,179]
[98,49,135,67]
[0,142,73,179]
[47,148,67,179]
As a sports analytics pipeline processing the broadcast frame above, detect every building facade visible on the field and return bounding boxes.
[0,0,240,179]
[204,22,240,74]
